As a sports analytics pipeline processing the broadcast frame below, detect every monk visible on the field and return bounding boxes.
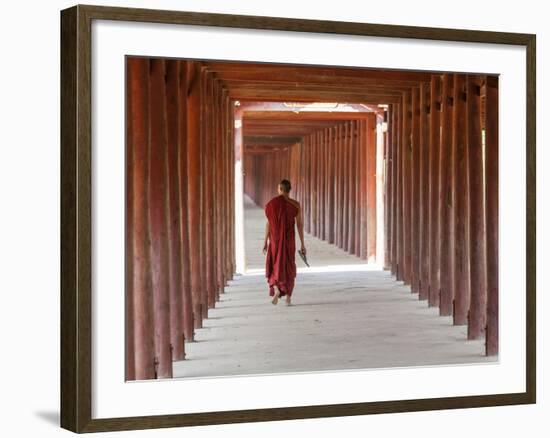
[263,179,306,306]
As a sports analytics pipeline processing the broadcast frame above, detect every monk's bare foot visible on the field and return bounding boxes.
[271,289,280,305]
[285,296,292,306]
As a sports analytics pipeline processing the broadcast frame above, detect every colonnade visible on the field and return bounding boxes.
[384,74,498,355]
[243,114,378,261]
[126,58,235,380]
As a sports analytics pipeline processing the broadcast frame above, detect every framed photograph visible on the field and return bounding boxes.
[60,4,536,433]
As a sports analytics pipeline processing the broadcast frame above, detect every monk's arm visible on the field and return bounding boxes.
[296,206,306,254]
[263,221,270,254]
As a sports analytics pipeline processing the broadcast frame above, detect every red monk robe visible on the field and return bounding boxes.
[265,194,300,297]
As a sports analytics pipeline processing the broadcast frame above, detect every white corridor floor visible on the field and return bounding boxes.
[173,194,495,379]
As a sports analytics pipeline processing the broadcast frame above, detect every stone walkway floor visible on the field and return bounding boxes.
[173,195,494,379]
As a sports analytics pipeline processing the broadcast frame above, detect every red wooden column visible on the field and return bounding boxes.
[366,114,377,261]
[439,74,455,316]
[385,106,393,269]
[402,90,412,284]
[359,119,368,259]
[452,74,470,325]
[391,104,400,276]
[325,128,332,243]
[127,57,155,380]
[328,127,335,244]
[336,125,342,247]
[148,58,173,378]
[165,60,185,360]
[199,70,209,319]
[411,87,421,293]
[348,121,357,254]
[395,101,404,281]
[320,130,326,241]
[213,82,223,299]
[353,120,365,257]
[187,61,203,329]
[343,122,351,252]
[338,123,347,249]
[204,75,216,309]
[227,95,235,279]
[126,59,136,381]
[485,75,499,355]
[311,134,318,237]
[467,75,487,339]
[419,83,430,300]
[428,75,441,307]
[177,61,194,342]
[320,132,324,238]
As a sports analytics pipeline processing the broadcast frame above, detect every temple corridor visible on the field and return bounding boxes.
[173,195,491,379]
[125,58,498,381]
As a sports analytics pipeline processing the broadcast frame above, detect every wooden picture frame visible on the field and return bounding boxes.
[60,4,536,433]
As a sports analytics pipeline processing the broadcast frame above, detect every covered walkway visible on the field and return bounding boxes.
[173,195,491,379]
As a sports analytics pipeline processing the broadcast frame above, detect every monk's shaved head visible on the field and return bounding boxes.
[279,179,291,193]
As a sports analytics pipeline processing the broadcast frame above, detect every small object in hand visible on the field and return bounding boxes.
[298,249,310,267]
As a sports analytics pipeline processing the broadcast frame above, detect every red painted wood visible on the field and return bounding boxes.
[485,76,499,355]
[348,121,357,254]
[419,83,430,300]
[148,58,173,378]
[187,61,204,329]
[411,87,421,293]
[126,57,136,381]
[127,57,155,380]
[402,90,412,284]
[452,74,470,325]
[165,60,185,360]
[395,101,404,281]
[384,106,393,269]
[467,75,487,340]
[366,115,377,261]
[439,74,455,316]
[428,76,441,307]
[177,61,195,343]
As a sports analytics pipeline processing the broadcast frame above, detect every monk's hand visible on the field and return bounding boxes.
[263,242,268,255]
[301,245,306,255]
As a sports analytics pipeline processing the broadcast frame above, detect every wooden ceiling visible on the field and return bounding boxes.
[203,60,431,152]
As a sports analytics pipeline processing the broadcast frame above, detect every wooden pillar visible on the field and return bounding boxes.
[395,101,404,281]
[419,83,430,300]
[187,61,203,329]
[355,121,362,257]
[385,106,393,269]
[467,75,487,339]
[177,61,194,342]
[204,75,216,309]
[402,90,412,284]
[336,125,342,247]
[165,60,185,360]
[320,130,326,241]
[485,75,499,355]
[323,128,334,242]
[411,87,421,292]
[452,74,470,325]
[328,127,335,244]
[366,115,377,261]
[148,58,173,379]
[428,75,441,307]
[391,104,399,275]
[343,122,350,251]
[359,119,368,259]
[199,71,208,320]
[348,121,357,254]
[126,58,136,381]
[439,74,454,316]
[127,57,155,380]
